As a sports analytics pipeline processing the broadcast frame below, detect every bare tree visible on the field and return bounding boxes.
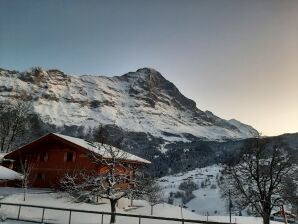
[61,144,145,224]
[20,159,33,201]
[93,124,109,145]
[142,177,163,215]
[221,140,294,224]
[0,101,33,153]
[282,175,298,217]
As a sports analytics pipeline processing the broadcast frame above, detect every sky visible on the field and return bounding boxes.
[0,0,297,136]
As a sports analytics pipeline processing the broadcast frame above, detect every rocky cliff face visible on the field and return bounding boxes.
[0,67,258,141]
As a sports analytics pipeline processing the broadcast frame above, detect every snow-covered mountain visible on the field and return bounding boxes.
[0,67,258,141]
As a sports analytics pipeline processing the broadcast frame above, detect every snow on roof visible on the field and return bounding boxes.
[0,165,23,180]
[52,133,151,164]
[0,153,7,162]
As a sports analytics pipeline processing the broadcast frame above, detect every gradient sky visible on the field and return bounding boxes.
[0,0,297,136]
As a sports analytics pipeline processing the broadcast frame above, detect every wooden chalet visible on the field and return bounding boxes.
[2,133,150,188]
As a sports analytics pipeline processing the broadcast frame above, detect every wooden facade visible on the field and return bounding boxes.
[3,133,150,189]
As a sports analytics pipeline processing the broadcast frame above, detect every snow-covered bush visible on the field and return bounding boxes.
[178,180,198,192]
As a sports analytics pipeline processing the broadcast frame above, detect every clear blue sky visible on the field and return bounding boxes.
[1,0,297,136]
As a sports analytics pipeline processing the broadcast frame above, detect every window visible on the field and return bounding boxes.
[37,173,45,181]
[37,173,42,180]
[64,151,76,162]
[39,152,48,162]
[66,152,73,162]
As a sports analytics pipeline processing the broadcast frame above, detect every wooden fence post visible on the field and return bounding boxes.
[69,210,72,224]
[17,206,21,220]
[139,216,141,224]
[101,214,104,224]
[41,208,45,223]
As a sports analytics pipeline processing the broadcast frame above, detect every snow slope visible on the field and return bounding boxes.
[0,67,258,142]
[159,165,227,216]
[159,164,296,220]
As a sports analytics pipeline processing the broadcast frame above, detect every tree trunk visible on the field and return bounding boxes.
[110,199,117,224]
[262,213,270,224]
[151,205,153,215]
[23,186,26,201]
[23,188,26,201]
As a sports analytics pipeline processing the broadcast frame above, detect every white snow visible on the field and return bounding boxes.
[0,166,22,180]
[159,165,228,216]
[0,188,282,224]
[0,153,7,162]
[0,69,259,144]
[52,133,151,164]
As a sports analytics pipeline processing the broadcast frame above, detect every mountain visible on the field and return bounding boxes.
[0,67,258,141]
[266,132,298,150]
[0,67,259,176]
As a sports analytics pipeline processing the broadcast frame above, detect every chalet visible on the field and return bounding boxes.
[3,133,150,188]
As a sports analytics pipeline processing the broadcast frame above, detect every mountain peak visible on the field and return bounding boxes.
[0,67,259,141]
[121,67,164,81]
[121,68,198,111]
[136,67,160,74]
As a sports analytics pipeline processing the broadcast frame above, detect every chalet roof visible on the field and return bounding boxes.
[5,133,151,164]
[0,165,23,180]
[52,133,151,164]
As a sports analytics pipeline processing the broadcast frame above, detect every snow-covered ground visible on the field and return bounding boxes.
[159,165,227,216]
[159,165,297,224]
[0,187,282,224]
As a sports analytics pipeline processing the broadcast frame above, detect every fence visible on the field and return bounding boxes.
[0,202,231,224]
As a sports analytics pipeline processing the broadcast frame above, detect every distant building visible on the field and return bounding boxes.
[2,133,150,188]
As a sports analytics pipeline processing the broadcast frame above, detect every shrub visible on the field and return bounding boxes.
[179,181,198,192]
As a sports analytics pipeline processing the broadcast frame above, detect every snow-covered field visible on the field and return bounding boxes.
[159,165,227,216]
[159,165,298,224]
[0,187,282,224]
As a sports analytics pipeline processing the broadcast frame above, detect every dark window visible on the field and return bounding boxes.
[40,152,47,162]
[66,152,73,162]
[37,173,42,180]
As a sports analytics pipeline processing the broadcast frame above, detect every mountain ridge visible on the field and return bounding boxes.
[0,67,258,142]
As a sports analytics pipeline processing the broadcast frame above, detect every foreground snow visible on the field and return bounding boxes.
[0,187,282,224]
